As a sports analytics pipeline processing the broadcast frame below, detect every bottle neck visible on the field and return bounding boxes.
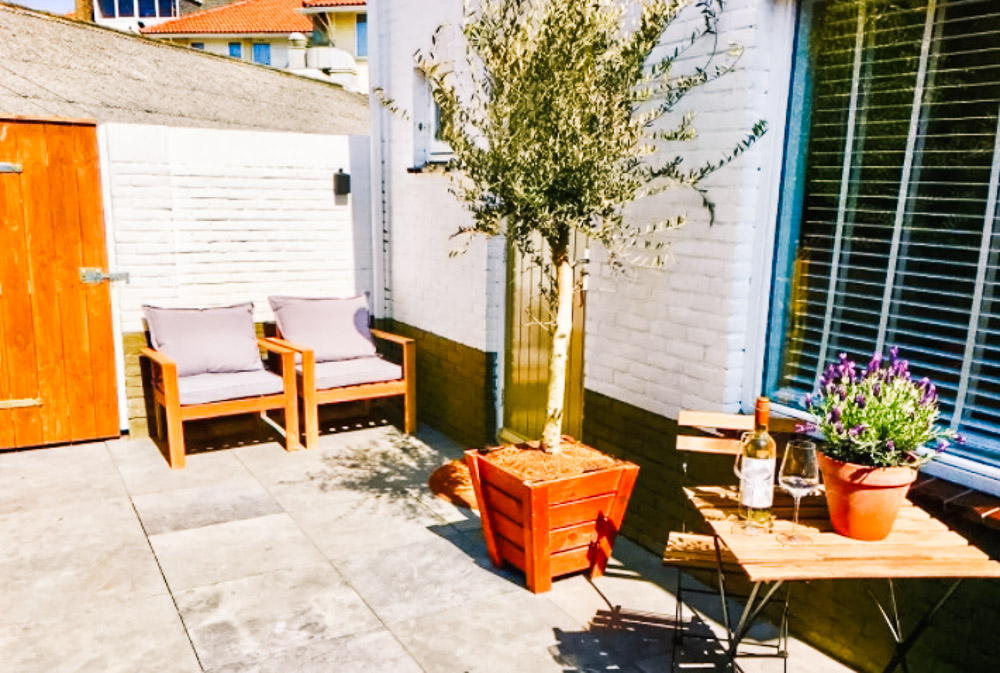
[754,397,769,432]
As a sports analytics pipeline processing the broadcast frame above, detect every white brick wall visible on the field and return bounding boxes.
[585,0,794,419]
[374,0,506,353]
[102,123,371,332]
[372,0,794,418]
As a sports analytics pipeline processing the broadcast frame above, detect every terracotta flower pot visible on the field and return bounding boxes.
[817,452,917,541]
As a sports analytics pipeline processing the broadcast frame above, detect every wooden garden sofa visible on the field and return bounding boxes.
[141,303,299,469]
[265,295,416,450]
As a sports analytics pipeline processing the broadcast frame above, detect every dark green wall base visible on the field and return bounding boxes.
[385,321,497,449]
[581,388,1000,673]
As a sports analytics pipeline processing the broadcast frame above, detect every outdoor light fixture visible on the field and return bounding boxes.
[334,169,351,196]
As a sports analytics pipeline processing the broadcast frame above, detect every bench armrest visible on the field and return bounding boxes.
[370,329,413,346]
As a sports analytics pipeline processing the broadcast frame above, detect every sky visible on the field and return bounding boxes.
[12,0,76,14]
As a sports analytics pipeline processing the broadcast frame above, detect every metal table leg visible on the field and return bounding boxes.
[870,578,964,673]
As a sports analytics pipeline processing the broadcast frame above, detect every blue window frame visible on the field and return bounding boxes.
[252,43,271,66]
[356,14,367,59]
[767,0,1000,473]
[228,42,242,59]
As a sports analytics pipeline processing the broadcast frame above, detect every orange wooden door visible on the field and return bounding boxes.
[0,119,119,449]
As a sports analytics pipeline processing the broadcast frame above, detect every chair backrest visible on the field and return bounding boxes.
[676,409,799,456]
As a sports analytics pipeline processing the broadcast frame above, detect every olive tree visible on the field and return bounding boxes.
[388,0,766,452]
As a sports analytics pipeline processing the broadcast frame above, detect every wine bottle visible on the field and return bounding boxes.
[737,397,776,528]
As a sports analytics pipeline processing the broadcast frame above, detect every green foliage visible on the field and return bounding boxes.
[807,349,960,468]
[395,0,767,275]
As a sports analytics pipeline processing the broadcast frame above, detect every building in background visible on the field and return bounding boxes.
[139,0,368,90]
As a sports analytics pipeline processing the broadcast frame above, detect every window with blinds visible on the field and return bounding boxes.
[767,0,1000,469]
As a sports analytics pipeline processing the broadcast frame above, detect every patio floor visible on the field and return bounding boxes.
[0,422,855,672]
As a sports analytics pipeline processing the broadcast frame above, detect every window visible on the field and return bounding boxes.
[116,0,133,17]
[191,42,205,50]
[768,0,1000,472]
[412,71,452,166]
[356,14,368,59]
[98,0,173,18]
[252,43,271,66]
[157,0,174,17]
[228,42,242,59]
[138,0,156,17]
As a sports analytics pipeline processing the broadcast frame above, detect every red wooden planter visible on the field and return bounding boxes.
[465,447,639,593]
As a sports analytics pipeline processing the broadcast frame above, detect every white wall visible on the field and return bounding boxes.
[373,0,506,353]
[372,0,795,419]
[101,123,371,332]
[584,0,796,419]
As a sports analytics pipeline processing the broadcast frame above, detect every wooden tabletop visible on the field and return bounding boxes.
[686,486,1000,583]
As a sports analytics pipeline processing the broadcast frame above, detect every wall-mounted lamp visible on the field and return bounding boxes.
[334,169,351,196]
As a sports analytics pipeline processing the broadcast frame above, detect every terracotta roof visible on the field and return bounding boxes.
[302,0,365,7]
[142,0,312,35]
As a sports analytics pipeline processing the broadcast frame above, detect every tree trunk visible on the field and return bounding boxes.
[542,244,574,453]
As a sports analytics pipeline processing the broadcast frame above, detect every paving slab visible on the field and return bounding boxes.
[149,513,326,592]
[108,437,257,496]
[289,493,448,560]
[392,589,643,673]
[205,627,423,673]
[333,528,522,625]
[175,564,382,671]
[0,593,199,673]
[0,442,126,515]
[132,479,283,536]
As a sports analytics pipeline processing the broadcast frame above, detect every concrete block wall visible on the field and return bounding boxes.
[100,123,371,432]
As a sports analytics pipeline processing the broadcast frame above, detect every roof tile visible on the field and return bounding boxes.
[142,0,314,35]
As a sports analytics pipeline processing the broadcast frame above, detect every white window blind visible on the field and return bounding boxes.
[768,0,1000,469]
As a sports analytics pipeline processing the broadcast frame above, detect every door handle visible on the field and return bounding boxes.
[79,268,129,284]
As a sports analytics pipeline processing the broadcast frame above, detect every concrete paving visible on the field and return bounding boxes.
[0,422,856,672]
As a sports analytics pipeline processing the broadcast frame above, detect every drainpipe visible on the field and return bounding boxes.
[367,0,392,321]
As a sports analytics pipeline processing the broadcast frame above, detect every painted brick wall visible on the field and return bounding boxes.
[374,0,506,356]
[585,0,793,420]
[102,123,371,332]
[101,123,371,432]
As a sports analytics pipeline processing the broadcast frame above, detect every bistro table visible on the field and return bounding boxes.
[678,485,1000,672]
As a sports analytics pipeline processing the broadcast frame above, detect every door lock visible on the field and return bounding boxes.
[79,268,130,284]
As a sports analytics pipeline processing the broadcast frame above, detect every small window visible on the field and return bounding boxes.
[356,14,368,58]
[252,43,271,66]
[116,0,134,18]
[228,42,242,59]
[157,0,175,17]
[191,42,205,50]
[98,0,116,18]
[139,0,155,17]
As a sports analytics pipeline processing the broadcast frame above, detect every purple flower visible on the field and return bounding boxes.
[829,407,841,423]
[920,383,937,405]
[804,393,814,409]
[956,434,967,446]
[834,421,844,434]
[886,440,895,452]
[865,352,883,375]
[873,381,882,396]
[936,440,948,453]
[854,394,866,408]
[848,424,866,437]
[796,422,817,434]
[889,346,899,363]
[837,385,847,399]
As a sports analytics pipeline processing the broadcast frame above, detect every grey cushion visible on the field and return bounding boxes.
[305,356,402,390]
[269,295,377,363]
[143,303,264,377]
[177,370,285,405]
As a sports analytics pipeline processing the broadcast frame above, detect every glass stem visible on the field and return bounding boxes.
[791,496,801,536]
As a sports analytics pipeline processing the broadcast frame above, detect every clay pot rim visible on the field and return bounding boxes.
[818,451,918,488]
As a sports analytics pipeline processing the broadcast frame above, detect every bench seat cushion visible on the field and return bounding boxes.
[143,303,263,377]
[306,356,402,390]
[178,370,285,406]
[269,295,377,363]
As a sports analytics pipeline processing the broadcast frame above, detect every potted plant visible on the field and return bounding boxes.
[804,348,962,541]
[390,0,766,591]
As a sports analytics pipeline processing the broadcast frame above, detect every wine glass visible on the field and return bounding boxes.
[776,439,820,546]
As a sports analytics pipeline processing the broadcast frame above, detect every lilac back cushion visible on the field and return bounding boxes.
[269,295,377,362]
[143,303,264,377]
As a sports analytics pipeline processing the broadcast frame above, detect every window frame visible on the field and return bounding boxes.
[356,13,368,59]
[228,42,243,59]
[764,0,1000,494]
[252,43,272,66]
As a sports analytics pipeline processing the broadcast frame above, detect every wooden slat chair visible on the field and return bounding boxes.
[140,303,299,469]
[266,295,415,449]
[664,410,798,668]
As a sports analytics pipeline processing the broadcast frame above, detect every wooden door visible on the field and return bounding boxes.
[502,234,586,443]
[0,118,119,449]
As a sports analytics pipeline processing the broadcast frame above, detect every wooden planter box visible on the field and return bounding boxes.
[465,448,639,593]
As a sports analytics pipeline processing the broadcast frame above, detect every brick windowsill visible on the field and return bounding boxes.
[909,473,1000,536]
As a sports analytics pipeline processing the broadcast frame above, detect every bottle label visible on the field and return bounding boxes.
[740,457,774,509]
